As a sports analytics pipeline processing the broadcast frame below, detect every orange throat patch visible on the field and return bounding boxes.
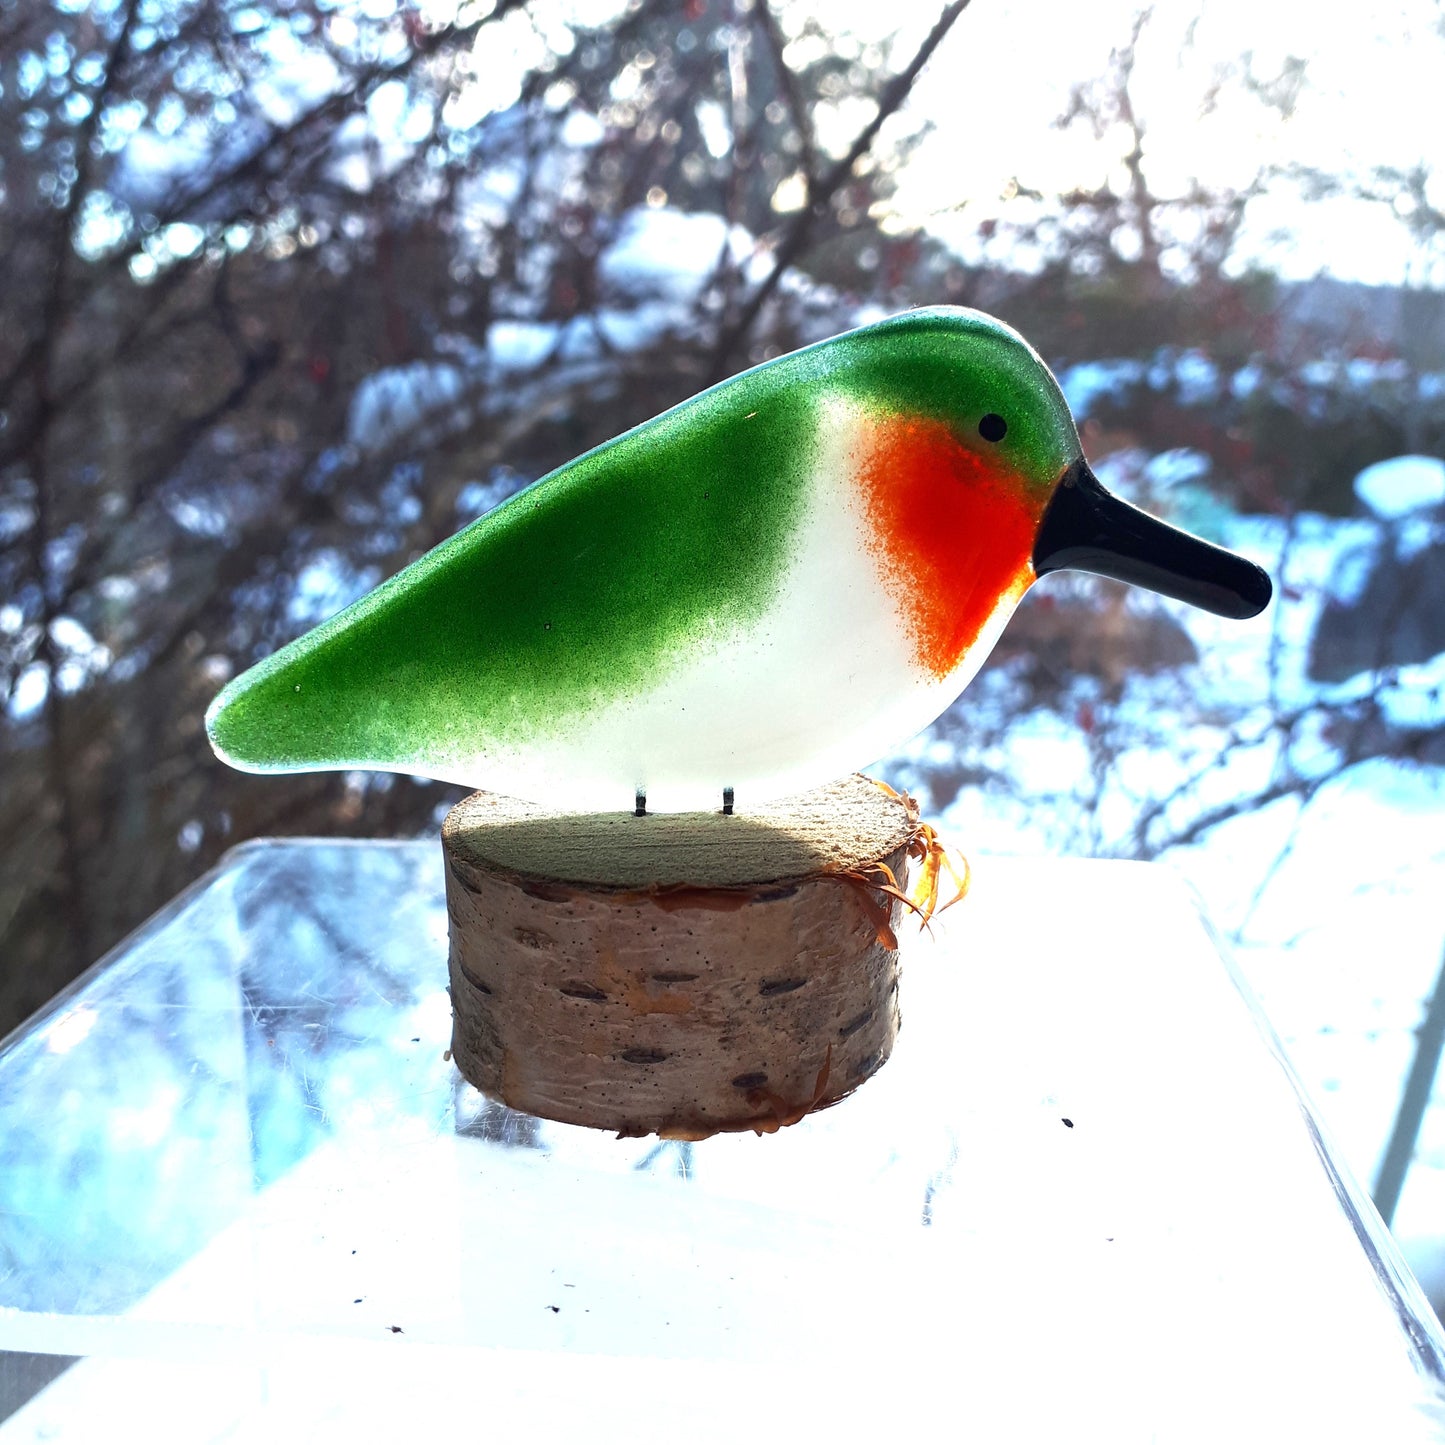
[859,413,1039,679]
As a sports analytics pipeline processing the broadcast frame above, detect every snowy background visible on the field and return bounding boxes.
[3,0,1444,1333]
[332,210,1445,1301]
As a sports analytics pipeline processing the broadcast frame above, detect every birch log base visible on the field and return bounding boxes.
[443,773,919,1139]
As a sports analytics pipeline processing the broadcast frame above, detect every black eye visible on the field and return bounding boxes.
[979,413,1008,443]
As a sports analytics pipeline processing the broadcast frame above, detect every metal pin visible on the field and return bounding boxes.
[722,787,734,816]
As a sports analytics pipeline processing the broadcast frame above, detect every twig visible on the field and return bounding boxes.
[752,2,816,195]
[707,0,972,379]
[1139,772,1327,857]
[1233,786,1317,939]
[21,0,144,975]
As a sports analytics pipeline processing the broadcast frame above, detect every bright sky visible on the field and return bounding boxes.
[118,0,1445,288]
[505,0,1445,285]
[878,0,1445,285]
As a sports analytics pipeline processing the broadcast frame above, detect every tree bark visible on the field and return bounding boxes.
[443,773,919,1138]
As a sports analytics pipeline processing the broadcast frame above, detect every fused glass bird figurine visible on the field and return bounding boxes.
[207,307,1271,812]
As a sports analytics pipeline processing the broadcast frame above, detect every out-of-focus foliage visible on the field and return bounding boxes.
[0,0,971,1030]
[0,0,1442,1053]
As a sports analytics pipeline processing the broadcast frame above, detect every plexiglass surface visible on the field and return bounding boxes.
[2,841,1443,1443]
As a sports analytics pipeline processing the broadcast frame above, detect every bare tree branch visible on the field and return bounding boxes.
[708,0,973,379]
[753,1,816,195]
[19,0,144,974]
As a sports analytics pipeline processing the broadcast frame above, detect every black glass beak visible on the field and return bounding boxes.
[1032,458,1272,620]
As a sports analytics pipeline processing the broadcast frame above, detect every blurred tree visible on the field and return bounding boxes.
[0,0,971,1033]
[960,8,1445,517]
[976,9,1300,364]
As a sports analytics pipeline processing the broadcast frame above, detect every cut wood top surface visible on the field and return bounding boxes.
[442,773,914,888]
